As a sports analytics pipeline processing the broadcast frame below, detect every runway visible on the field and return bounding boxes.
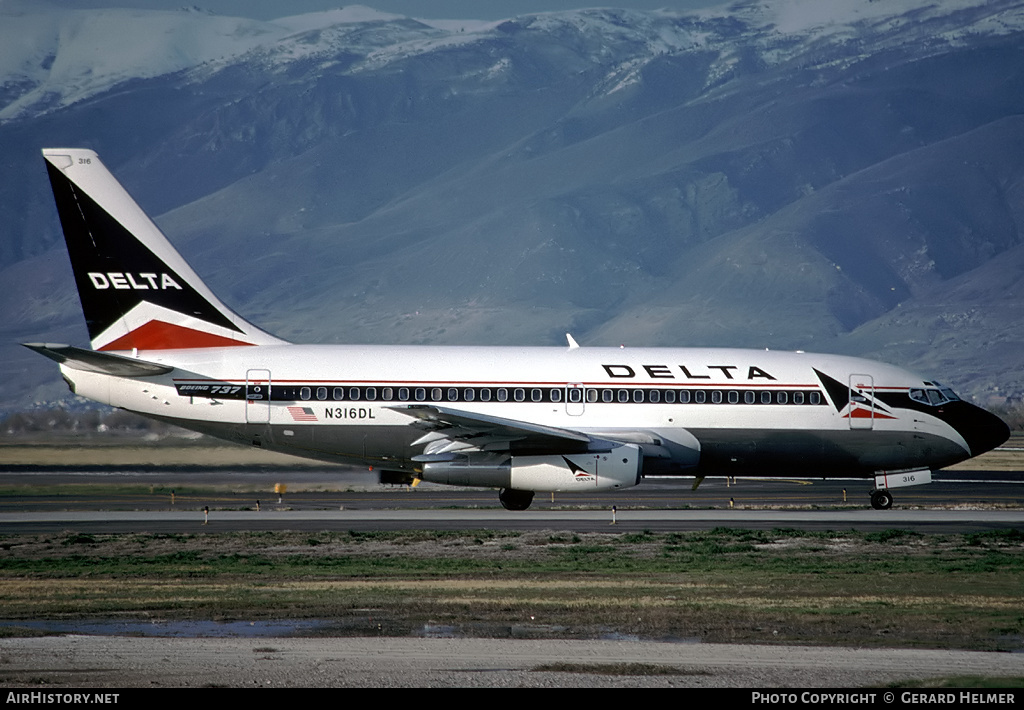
[1,470,1022,534]
[3,505,1024,535]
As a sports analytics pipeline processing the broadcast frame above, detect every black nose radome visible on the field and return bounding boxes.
[947,403,1011,457]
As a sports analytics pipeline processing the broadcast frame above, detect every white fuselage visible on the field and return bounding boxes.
[61,343,982,481]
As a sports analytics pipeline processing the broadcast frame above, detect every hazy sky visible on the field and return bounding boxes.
[26,1,723,21]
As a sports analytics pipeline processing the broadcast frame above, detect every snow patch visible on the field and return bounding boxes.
[0,7,288,121]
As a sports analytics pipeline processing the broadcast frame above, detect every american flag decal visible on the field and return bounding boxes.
[288,406,318,422]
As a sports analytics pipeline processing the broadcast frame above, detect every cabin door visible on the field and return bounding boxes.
[246,369,271,424]
[848,374,874,430]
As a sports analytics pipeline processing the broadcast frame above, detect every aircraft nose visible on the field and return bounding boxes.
[951,403,1010,457]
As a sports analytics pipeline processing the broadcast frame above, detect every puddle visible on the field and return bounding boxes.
[0,619,708,643]
[0,619,335,638]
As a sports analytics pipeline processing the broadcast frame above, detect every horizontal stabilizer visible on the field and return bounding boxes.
[22,343,174,378]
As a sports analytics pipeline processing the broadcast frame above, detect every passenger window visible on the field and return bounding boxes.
[550,389,561,402]
[349,387,360,401]
[809,392,820,405]
[793,392,804,405]
[678,391,690,404]
[711,390,722,404]
[514,389,525,402]
[365,387,377,401]
[664,390,676,403]
[414,388,426,401]
[300,387,311,401]
[728,391,739,404]
[382,387,393,401]
[447,388,458,401]
[497,388,508,402]
[333,387,344,401]
[431,388,442,401]
[778,392,787,404]
[761,391,772,404]
[479,389,491,402]
[602,389,613,403]
[398,388,409,401]
[694,391,705,404]
[633,390,644,403]
[531,389,542,402]
[649,390,660,403]
[464,389,474,402]
[317,387,328,401]
[587,389,598,403]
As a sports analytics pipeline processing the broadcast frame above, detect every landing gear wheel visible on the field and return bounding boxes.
[870,489,893,510]
[499,488,535,511]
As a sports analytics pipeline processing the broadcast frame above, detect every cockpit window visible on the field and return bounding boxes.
[909,383,960,406]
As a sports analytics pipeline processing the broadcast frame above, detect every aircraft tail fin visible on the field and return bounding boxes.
[41,148,285,351]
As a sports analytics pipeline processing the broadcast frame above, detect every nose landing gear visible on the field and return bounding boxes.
[870,489,894,510]
[870,469,931,510]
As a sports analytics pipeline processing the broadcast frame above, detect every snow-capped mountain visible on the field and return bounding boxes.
[2,0,1023,414]
[6,1,1021,123]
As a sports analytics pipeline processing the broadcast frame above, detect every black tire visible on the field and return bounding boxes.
[870,489,893,510]
[499,488,534,511]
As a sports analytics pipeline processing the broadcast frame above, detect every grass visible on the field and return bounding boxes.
[0,527,1021,650]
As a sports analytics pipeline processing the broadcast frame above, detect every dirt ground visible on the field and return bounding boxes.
[2,635,1023,688]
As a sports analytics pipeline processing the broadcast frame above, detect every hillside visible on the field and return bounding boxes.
[2,0,1023,413]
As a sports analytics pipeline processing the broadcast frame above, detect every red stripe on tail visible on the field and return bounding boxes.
[98,320,256,351]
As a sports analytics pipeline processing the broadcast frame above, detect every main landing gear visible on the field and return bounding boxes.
[870,489,894,510]
[499,488,534,511]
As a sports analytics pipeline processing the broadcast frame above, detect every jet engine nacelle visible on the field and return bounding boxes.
[420,443,642,493]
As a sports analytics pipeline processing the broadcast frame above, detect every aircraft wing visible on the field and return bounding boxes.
[388,404,608,457]
[22,343,174,377]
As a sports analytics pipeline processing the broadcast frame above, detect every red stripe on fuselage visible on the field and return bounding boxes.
[844,407,897,420]
[98,320,255,351]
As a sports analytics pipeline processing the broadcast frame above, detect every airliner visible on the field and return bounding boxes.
[26,148,1010,510]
